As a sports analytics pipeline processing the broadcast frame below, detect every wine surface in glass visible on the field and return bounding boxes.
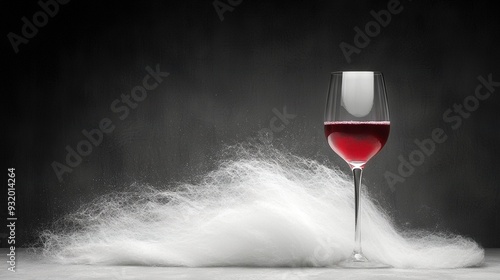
[324,121,390,167]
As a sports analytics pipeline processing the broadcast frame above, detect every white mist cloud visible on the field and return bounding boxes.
[40,144,483,268]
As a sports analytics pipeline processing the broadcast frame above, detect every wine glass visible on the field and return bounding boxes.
[324,71,390,268]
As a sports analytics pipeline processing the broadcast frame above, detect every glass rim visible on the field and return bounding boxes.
[330,71,382,75]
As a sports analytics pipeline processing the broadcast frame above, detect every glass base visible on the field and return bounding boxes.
[338,252,391,269]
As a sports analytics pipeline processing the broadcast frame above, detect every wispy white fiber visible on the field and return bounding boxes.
[40,144,484,268]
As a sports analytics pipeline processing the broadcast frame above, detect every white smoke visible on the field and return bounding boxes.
[40,144,484,268]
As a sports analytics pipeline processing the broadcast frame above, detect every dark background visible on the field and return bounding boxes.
[2,0,499,247]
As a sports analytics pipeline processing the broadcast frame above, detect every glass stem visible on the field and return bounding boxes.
[352,167,363,256]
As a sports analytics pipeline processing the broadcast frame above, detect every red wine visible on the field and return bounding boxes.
[324,121,390,168]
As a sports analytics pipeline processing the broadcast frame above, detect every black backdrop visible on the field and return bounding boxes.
[2,0,500,247]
